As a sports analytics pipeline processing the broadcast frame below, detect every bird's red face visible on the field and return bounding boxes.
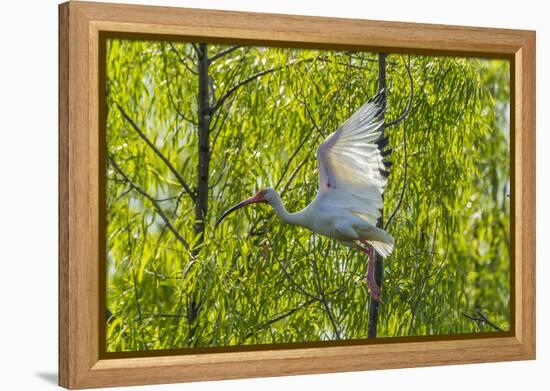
[215,189,268,226]
[247,189,268,203]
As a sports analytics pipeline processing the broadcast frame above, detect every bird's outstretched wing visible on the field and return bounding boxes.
[315,90,391,225]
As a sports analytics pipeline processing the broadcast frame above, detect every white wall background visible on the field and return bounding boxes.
[0,0,545,389]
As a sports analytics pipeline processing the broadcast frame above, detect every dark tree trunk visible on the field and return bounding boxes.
[186,43,212,345]
[194,43,211,249]
[367,53,386,339]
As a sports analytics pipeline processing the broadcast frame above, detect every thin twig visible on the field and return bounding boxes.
[386,55,414,127]
[111,181,183,204]
[281,155,314,195]
[212,47,250,107]
[407,218,438,335]
[161,44,198,125]
[462,310,504,332]
[131,267,148,350]
[108,156,191,250]
[147,189,188,280]
[315,55,377,71]
[347,52,398,66]
[212,58,312,112]
[115,187,133,201]
[275,256,321,302]
[208,45,241,64]
[385,119,408,230]
[311,238,341,339]
[302,100,327,138]
[116,103,197,202]
[274,126,315,190]
[210,91,239,154]
[154,191,185,202]
[242,299,317,341]
[190,42,200,58]
[144,313,186,319]
[168,42,198,75]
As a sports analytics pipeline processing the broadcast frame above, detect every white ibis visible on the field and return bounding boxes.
[217,90,394,301]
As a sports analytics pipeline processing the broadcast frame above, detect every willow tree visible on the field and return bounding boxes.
[105,39,510,352]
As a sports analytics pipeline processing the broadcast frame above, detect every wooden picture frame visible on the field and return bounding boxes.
[59,1,536,388]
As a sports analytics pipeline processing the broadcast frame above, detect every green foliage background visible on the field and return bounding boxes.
[105,39,510,352]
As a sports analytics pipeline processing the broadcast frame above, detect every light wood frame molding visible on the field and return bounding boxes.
[59,1,536,388]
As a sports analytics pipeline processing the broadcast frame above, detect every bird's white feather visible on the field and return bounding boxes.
[368,240,394,258]
[315,91,389,227]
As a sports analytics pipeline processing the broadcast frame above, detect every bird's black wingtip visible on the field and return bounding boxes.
[375,136,389,149]
[381,148,393,157]
[369,88,387,105]
[379,168,391,178]
[368,89,387,120]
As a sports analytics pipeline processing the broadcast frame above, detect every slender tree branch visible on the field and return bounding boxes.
[144,269,178,280]
[154,191,185,203]
[108,156,191,250]
[161,44,198,125]
[243,280,350,342]
[131,266,148,350]
[212,58,312,112]
[315,55,376,71]
[213,47,250,106]
[274,126,315,190]
[347,52,399,66]
[213,68,276,111]
[281,154,314,195]
[115,186,133,201]
[462,310,504,332]
[301,99,327,138]
[386,55,414,127]
[294,61,348,139]
[147,189,188,281]
[311,239,341,340]
[407,218,438,335]
[242,299,317,341]
[210,91,239,155]
[145,313,186,318]
[167,42,198,75]
[190,42,200,58]
[208,45,241,64]
[275,256,321,302]
[208,151,231,191]
[149,243,189,255]
[293,59,349,138]
[110,178,184,204]
[385,118,408,230]
[116,103,197,202]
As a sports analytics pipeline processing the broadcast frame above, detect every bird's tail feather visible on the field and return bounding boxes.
[368,240,394,258]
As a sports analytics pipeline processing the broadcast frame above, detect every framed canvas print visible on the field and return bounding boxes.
[58,1,536,389]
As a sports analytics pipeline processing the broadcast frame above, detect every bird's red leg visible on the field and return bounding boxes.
[356,241,380,302]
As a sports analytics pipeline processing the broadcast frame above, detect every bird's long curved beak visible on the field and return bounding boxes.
[215,193,266,227]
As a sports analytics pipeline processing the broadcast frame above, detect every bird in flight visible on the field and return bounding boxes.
[216,90,394,302]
